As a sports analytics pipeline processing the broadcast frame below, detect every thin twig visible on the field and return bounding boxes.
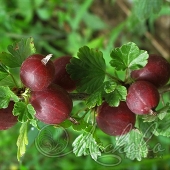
[158,84,170,94]
[69,93,89,100]
[116,0,169,59]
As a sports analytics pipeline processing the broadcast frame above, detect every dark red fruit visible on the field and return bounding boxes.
[20,54,55,91]
[126,80,160,115]
[53,56,76,92]
[0,101,17,130]
[30,84,73,124]
[96,102,136,136]
[131,54,170,88]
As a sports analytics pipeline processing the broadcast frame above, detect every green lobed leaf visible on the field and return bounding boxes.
[72,127,101,161]
[116,129,148,161]
[27,103,36,119]
[138,116,157,139]
[134,0,163,20]
[104,82,127,107]
[142,103,170,122]
[0,86,19,108]
[0,76,16,87]
[0,37,36,68]
[72,119,88,131]
[142,115,157,122]
[157,103,170,120]
[0,52,21,68]
[0,63,9,81]
[86,81,127,108]
[29,119,39,129]
[17,122,28,161]
[0,67,21,88]
[104,81,117,93]
[13,102,36,122]
[67,46,106,93]
[153,109,170,137]
[110,42,148,71]
[59,119,72,129]
[86,85,103,109]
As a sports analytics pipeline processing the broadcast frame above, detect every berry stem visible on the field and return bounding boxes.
[135,115,140,129]
[9,73,19,88]
[92,110,96,125]
[73,107,89,117]
[69,93,89,100]
[41,54,53,65]
[124,68,133,84]
[156,103,170,116]
[79,109,90,119]
[105,72,124,85]
[158,84,170,94]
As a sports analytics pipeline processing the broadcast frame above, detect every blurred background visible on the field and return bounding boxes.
[0,0,170,169]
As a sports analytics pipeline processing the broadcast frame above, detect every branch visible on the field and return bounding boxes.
[69,93,89,100]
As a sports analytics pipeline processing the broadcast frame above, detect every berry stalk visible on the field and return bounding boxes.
[69,93,89,100]
[158,84,170,94]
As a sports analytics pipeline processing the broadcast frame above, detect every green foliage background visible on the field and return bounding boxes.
[0,0,170,170]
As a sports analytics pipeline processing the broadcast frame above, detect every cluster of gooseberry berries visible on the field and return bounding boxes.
[96,54,170,136]
[1,53,170,141]
[0,54,76,130]
[20,54,75,125]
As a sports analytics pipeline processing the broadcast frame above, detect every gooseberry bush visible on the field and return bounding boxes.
[0,38,170,162]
